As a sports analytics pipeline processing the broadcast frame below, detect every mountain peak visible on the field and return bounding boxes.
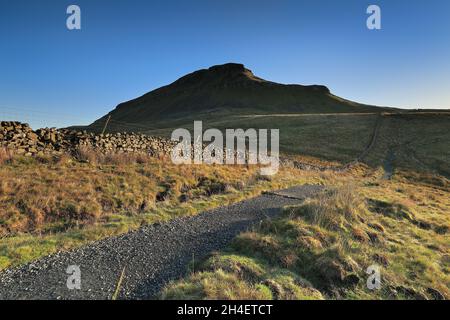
[208,63,246,72]
[172,62,265,86]
[208,63,266,83]
[88,63,385,129]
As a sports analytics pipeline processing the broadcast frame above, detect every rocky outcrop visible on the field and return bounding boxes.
[0,121,175,157]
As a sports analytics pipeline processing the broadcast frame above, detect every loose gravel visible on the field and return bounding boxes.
[0,185,322,300]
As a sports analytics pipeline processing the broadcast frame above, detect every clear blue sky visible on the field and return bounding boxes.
[1,0,450,128]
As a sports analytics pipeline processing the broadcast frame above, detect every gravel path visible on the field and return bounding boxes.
[0,185,322,300]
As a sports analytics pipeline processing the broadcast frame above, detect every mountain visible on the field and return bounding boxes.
[86,63,393,133]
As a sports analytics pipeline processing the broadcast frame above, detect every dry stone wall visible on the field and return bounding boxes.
[0,121,175,157]
[1,121,334,171]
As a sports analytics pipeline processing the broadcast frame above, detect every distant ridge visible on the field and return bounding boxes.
[87,63,395,132]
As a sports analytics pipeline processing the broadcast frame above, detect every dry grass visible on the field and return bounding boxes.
[0,147,13,165]
[162,269,273,300]
[162,170,450,300]
[0,151,256,236]
[1,144,449,299]
[74,145,152,165]
[0,150,325,270]
[290,185,365,230]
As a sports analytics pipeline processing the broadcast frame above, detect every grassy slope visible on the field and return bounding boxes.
[162,167,450,300]
[95,112,450,174]
[0,152,326,270]
[1,112,449,299]
[364,113,450,177]
[159,113,450,300]
[111,113,379,163]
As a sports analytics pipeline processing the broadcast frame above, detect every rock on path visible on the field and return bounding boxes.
[0,185,322,300]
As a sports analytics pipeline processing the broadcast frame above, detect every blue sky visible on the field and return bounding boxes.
[1,0,450,128]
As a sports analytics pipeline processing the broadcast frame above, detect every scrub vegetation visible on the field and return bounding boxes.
[162,168,449,300]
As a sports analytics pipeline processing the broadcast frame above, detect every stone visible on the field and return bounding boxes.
[0,120,176,160]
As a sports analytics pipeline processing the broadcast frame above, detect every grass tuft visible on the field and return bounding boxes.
[161,180,450,300]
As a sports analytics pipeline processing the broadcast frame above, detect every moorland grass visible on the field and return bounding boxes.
[162,170,450,300]
[0,151,326,270]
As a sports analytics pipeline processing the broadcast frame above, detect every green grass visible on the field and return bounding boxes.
[364,113,450,176]
[118,112,450,176]
[2,110,449,301]
[0,154,326,270]
[92,111,450,180]
[198,114,377,163]
[162,172,450,300]
[131,113,377,163]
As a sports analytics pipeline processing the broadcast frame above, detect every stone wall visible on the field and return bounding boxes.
[0,121,175,157]
[1,121,332,171]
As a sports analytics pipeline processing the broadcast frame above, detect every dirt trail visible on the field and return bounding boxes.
[0,185,322,300]
[285,113,384,172]
[383,149,396,179]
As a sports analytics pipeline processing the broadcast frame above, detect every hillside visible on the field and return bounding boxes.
[1,65,449,299]
[86,63,393,132]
